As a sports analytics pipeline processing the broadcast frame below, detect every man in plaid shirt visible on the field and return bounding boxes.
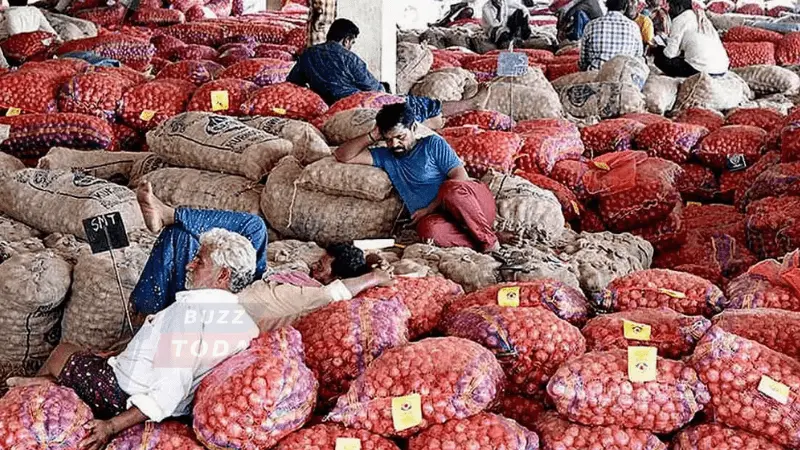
[579,0,644,70]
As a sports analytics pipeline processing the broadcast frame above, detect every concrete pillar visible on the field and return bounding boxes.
[337,0,397,91]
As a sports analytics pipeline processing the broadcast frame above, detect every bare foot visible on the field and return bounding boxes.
[136,182,171,233]
[6,376,55,388]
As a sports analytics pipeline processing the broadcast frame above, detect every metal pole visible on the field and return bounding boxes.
[104,228,135,336]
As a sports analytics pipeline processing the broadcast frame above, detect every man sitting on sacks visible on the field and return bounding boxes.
[133,181,395,325]
[6,228,262,450]
[287,18,478,130]
[335,102,501,254]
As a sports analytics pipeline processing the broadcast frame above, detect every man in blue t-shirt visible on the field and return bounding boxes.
[334,102,499,253]
[287,18,478,130]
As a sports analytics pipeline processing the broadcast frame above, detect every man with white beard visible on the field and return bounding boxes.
[7,228,260,450]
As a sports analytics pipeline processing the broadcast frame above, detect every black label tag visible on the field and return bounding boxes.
[726,154,747,172]
[82,212,130,254]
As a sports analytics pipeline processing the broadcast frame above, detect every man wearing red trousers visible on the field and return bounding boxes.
[335,102,499,253]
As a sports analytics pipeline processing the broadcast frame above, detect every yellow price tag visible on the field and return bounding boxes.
[623,320,652,341]
[140,110,156,121]
[335,438,362,450]
[5,107,21,117]
[593,161,610,171]
[391,394,422,432]
[758,375,790,405]
[628,346,657,383]
[497,286,520,307]
[658,288,686,299]
[686,201,702,207]
[272,107,287,115]
[210,90,229,112]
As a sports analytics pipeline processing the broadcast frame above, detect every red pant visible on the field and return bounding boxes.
[416,180,498,251]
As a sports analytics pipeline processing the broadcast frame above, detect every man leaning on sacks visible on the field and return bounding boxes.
[335,102,501,254]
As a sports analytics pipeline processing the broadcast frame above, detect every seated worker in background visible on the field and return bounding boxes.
[131,182,268,315]
[579,0,644,70]
[482,0,533,48]
[0,0,58,40]
[335,102,499,253]
[553,0,604,41]
[432,1,475,27]
[7,228,260,450]
[627,0,655,45]
[287,18,478,130]
[644,0,671,37]
[240,243,395,331]
[652,0,728,77]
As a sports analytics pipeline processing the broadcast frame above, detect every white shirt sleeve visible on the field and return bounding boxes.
[37,11,57,35]
[663,12,688,59]
[125,305,200,422]
[482,2,503,30]
[324,279,354,302]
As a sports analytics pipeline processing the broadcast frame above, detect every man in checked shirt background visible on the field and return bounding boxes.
[578,0,644,71]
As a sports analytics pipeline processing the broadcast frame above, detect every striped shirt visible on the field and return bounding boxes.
[579,11,644,70]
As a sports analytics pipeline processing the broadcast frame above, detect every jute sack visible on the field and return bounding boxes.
[434,247,501,293]
[400,243,503,292]
[0,237,44,263]
[128,153,169,188]
[674,72,753,112]
[42,232,93,265]
[410,68,477,101]
[0,153,24,174]
[481,170,565,245]
[296,157,394,202]
[261,156,403,246]
[397,42,434,95]
[551,71,598,91]
[238,116,331,165]
[0,214,40,243]
[596,55,650,91]
[493,244,581,289]
[494,67,550,87]
[38,147,153,185]
[0,169,145,239]
[143,168,261,215]
[479,81,563,121]
[147,112,293,181]
[558,230,654,294]
[732,65,800,96]
[560,82,646,119]
[267,239,326,274]
[0,251,71,366]
[321,109,377,146]
[643,75,681,115]
[61,242,151,351]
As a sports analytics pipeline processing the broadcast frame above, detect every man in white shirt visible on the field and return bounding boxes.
[482,0,533,47]
[0,0,58,41]
[652,0,729,77]
[7,228,261,450]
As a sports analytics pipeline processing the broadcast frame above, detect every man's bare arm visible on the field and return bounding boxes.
[333,128,380,165]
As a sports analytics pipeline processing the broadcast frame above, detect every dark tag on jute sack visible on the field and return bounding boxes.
[497,52,529,77]
[726,154,747,172]
[83,212,130,254]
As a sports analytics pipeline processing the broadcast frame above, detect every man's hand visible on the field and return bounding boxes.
[81,420,116,450]
[372,267,395,287]
[410,205,436,225]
